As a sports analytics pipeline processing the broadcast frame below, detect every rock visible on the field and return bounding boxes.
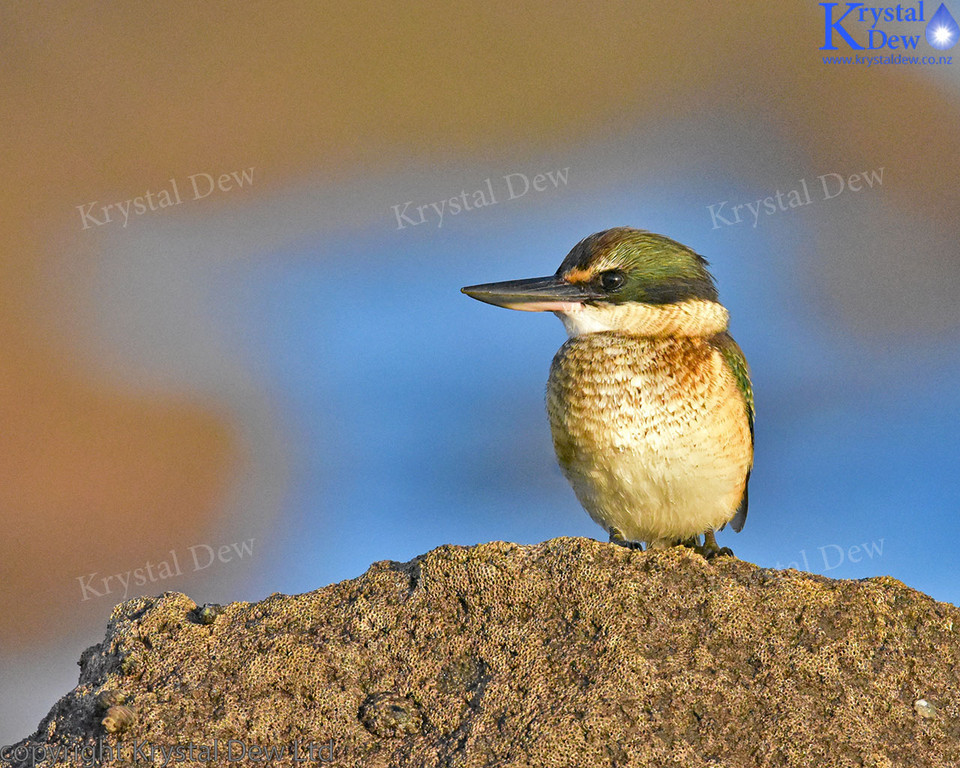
[6,538,960,767]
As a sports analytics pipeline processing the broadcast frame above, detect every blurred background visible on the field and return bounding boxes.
[2,0,959,743]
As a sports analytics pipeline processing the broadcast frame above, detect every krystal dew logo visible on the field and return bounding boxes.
[820,2,959,51]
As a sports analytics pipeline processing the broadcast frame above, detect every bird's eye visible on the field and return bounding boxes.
[599,270,625,292]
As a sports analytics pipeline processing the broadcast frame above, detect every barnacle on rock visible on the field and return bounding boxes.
[193,603,226,625]
[358,692,422,737]
[102,704,135,734]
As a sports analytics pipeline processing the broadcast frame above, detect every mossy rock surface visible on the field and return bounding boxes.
[9,538,960,767]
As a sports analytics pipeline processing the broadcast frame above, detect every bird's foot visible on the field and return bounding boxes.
[608,527,643,550]
[690,529,734,560]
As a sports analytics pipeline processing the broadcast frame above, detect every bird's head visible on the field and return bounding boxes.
[462,227,729,337]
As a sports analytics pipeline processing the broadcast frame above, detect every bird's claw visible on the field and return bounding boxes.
[682,530,734,560]
[609,527,643,550]
[608,528,734,558]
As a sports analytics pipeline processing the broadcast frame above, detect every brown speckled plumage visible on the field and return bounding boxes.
[547,330,752,546]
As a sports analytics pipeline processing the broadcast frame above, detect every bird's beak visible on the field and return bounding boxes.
[461,275,601,312]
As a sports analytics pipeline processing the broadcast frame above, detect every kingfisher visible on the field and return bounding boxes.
[461,227,754,556]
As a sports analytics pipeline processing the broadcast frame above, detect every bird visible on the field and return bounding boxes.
[461,227,754,556]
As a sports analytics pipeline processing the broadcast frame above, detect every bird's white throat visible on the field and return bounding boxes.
[556,299,729,338]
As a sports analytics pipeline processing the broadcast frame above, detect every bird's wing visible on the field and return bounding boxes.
[711,332,754,532]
